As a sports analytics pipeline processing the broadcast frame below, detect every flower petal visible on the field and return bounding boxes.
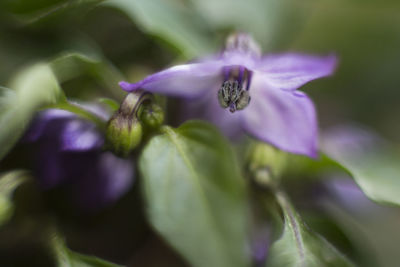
[256,53,337,91]
[221,51,258,70]
[242,74,318,157]
[24,109,74,142]
[71,151,134,211]
[181,89,244,139]
[119,61,225,98]
[60,119,104,151]
[35,145,67,189]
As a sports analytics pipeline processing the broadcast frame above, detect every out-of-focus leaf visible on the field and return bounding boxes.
[98,98,119,112]
[322,201,385,267]
[0,0,66,15]
[324,200,400,267]
[322,126,400,206]
[267,191,355,267]
[284,153,350,178]
[0,63,64,160]
[50,52,125,99]
[0,0,104,24]
[43,101,107,130]
[0,170,29,226]
[0,51,123,160]
[52,234,122,267]
[105,0,215,58]
[187,0,307,49]
[139,121,250,267]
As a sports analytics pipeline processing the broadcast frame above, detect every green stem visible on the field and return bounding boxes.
[274,189,306,266]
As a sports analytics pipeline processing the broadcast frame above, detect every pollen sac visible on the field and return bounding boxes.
[217,80,251,113]
[236,90,251,110]
[218,81,231,108]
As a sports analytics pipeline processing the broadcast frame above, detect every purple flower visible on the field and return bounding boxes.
[24,107,134,211]
[325,178,377,213]
[119,33,337,157]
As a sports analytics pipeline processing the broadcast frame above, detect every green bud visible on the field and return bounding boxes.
[106,115,142,157]
[106,93,144,157]
[105,91,164,156]
[140,103,164,129]
[247,143,288,186]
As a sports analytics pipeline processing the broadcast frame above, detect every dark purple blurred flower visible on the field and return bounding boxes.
[251,227,270,266]
[326,178,377,213]
[119,33,337,157]
[25,107,134,211]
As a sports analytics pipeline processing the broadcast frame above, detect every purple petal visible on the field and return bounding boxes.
[72,152,134,211]
[73,102,111,121]
[322,125,382,157]
[242,74,318,157]
[119,60,225,98]
[180,90,244,139]
[97,152,134,202]
[60,119,104,151]
[35,144,67,189]
[251,227,270,265]
[24,109,75,142]
[326,178,375,212]
[256,53,337,91]
[221,51,259,70]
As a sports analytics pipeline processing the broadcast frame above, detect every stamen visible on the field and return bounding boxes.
[246,71,253,91]
[223,66,230,81]
[238,66,245,84]
[217,66,252,113]
[229,102,237,113]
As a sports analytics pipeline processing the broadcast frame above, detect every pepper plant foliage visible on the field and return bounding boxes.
[1,1,400,267]
[140,121,249,267]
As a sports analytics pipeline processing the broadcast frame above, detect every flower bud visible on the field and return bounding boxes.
[106,93,144,157]
[224,32,262,58]
[106,115,142,157]
[247,143,288,187]
[140,103,164,129]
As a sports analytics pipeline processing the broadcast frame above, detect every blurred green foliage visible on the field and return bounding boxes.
[139,121,249,267]
[0,63,64,160]
[1,0,400,266]
[267,192,355,267]
[0,171,28,227]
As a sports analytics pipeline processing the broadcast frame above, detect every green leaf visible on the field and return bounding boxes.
[0,63,64,160]
[52,234,122,267]
[0,170,29,227]
[267,191,355,267]
[284,153,350,179]
[0,0,66,15]
[0,0,104,24]
[139,121,250,267]
[50,52,125,99]
[322,127,400,206]
[105,0,215,58]
[0,51,122,160]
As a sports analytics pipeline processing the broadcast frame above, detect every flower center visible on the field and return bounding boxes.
[217,66,251,113]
